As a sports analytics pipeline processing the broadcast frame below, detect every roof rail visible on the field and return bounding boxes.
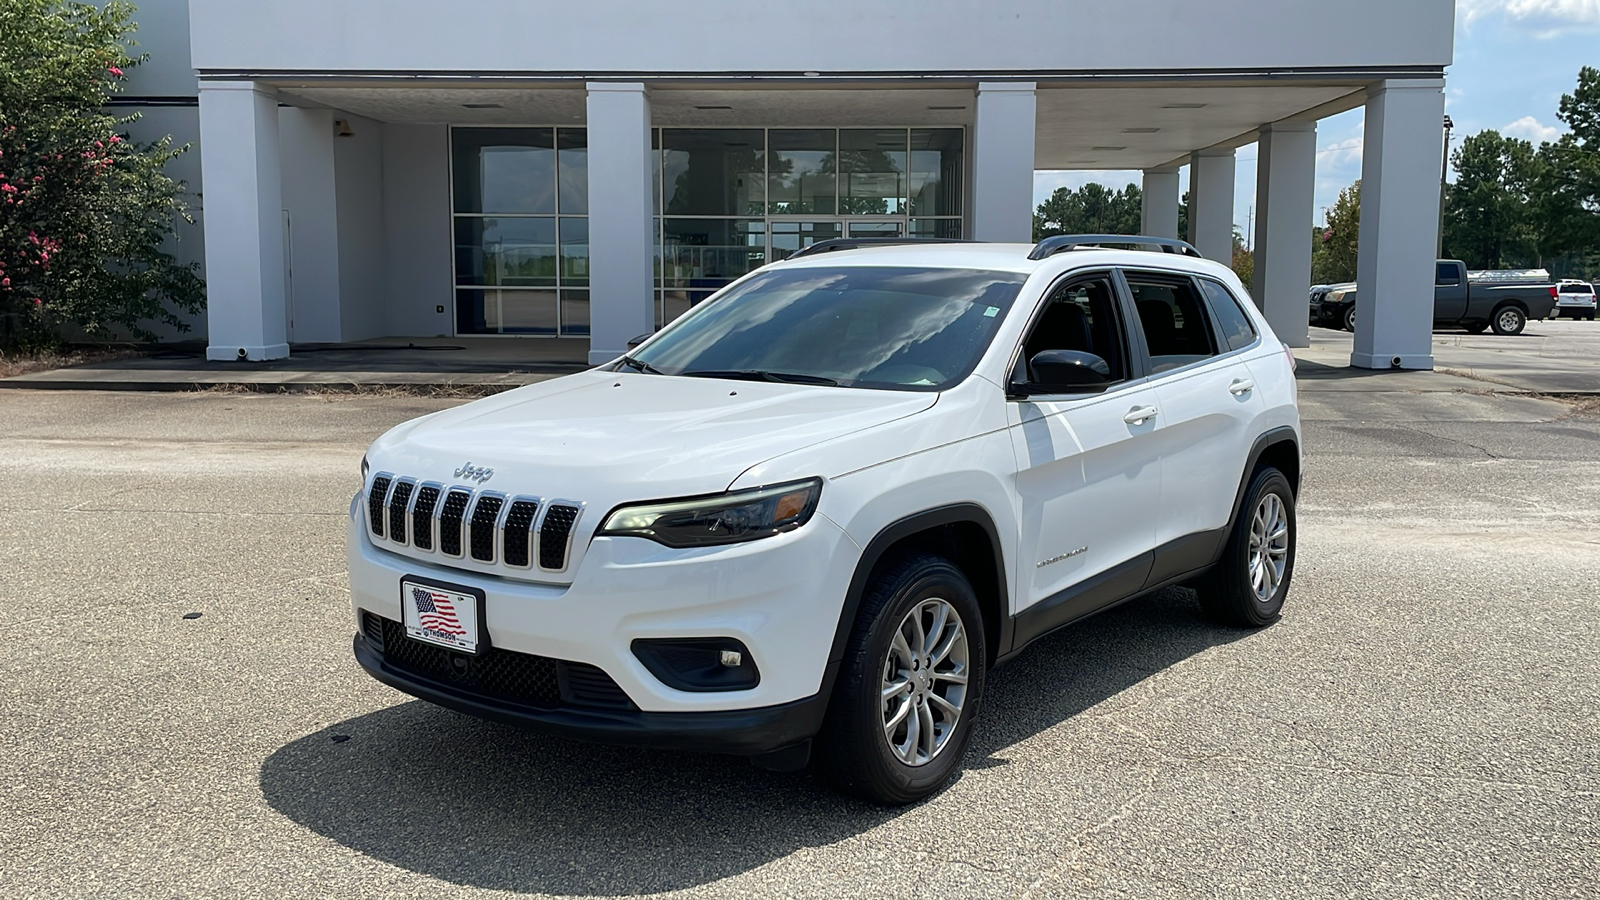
[787,237,972,260]
[1027,234,1203,261]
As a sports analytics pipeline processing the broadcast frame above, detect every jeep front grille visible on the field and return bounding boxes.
[366,473,584,574]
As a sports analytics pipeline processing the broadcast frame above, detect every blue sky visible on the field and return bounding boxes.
[1032,0,1600,231]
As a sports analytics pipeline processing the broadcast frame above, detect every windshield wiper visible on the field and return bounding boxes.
[681,369,839,386]
[617,356,665,375]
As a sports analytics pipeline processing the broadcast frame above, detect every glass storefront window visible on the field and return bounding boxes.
[559,218,589,285]
[768,130,836,215]
[909,129,964,217]
[556,128,588,215]
[838,129,907,215]
[454,217,557,286]
[456,288,558,335]
[910,218,963,239]
[662,129,765,216]
[560,290,590,336]
[662,218,765,307]
[452,128,556,215]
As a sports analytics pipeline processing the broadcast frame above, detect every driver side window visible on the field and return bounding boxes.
[1017,275,1130,384]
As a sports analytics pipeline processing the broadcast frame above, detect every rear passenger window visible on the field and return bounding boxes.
[1125,274,1219,373]
[1199,279,1258,352]
[1436,263,1460,286]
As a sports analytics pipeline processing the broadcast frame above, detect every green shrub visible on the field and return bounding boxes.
[0,0,203,348]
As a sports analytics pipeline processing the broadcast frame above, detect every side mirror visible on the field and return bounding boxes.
[626,332,654,349]
[1013,349,1112,397]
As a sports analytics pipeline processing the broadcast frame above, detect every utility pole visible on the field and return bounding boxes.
[1437,114,1454,259]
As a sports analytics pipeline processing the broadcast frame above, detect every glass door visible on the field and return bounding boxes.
[768,219,908,262]
[768,220,843,262]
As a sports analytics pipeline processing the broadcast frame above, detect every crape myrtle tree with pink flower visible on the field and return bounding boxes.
[0,0,203,349]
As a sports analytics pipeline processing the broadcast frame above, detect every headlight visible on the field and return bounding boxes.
[361,454,370,480]
[1326,291,1346,303]
[599,479,822,548]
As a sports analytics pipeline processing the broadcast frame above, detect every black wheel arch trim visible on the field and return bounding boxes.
[1225,426,1301,538]
[822,504,1012,695]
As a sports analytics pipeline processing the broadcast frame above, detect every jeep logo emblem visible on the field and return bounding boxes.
[454,462,494,484]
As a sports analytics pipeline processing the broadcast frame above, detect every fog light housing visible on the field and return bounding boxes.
[632,638,760,692]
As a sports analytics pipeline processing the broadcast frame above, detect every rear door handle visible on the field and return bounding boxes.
[1229,379,1256,395]
[1124,406,1158,425]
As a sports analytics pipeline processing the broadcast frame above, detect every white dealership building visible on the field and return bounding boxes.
[124,0,1455,368]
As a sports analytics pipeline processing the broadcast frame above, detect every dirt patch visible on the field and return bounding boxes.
[0,347,144,379]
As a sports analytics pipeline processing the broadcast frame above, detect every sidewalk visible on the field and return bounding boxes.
[0,337,590,391]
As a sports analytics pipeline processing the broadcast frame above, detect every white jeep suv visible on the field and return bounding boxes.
[349,235,1301,804]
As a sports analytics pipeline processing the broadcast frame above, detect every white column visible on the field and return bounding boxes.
[1188,149,1236,263]
[199,81,287,361]
[1353,79,1446,371]
[277,107,341,343]
[1141,168,1181,239]
[585,82,655,365]
[971,82,1037,243]
[1252,121,1317,347]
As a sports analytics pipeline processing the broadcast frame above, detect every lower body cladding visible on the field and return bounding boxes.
[346,502,859,756]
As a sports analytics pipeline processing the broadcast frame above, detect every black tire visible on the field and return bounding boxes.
[816,553,986,805]
[1195,467,1296,628]
[1490,305,1527,336]
[1342,306,1357,332]
[1464,322,1488,334]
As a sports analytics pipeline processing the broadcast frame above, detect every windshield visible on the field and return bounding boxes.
[627,266,1027,391]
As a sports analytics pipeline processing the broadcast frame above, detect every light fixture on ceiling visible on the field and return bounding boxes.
[803,71,821,77]
[1091,146,1126,152]
[334,119,354,137]
[462,103,504,109]
[1123,127,1161,133]
[1162,102,1207,109]
[695,105,734,110]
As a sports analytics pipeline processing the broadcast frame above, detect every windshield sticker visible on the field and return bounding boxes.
[984,306,1000,317]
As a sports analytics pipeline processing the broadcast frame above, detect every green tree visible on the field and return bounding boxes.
[1538,66,1600,276]
[1032,182,1143,241]
[1442,130,1543,268]
[0,0,203,348]
[1312,181,1361,285]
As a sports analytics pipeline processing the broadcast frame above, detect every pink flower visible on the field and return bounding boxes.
[1,278,9,287]
[0,184,15,193]
[109,135,122,144]
[108,66,123,77]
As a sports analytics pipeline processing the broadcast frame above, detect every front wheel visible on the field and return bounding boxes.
[1342,306,1357,332]
[1491,305,1527,336]
[1464,322,1488,334]
[1195,467,1296,628]
[816,554,986,805]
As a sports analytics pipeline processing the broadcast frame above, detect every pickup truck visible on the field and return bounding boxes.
[1310,261,1559,335]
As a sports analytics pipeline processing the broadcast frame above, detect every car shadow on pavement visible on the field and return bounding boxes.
[259,586,1249,895]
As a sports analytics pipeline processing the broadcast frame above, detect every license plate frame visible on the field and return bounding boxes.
[400,575,487,655]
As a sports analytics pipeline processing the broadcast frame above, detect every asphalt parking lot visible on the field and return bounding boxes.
[2,380,1597,898]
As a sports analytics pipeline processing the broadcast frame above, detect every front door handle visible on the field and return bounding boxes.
[1124,406,1158,425]
[1229,378,1256,396]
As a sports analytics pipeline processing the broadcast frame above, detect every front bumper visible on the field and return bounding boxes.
[353,632,827,754]
[348,494,860,719]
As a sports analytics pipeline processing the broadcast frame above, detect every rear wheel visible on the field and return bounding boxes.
[816,553,985,805]
[1195,467,1296,628]
[1491,305,1527,336]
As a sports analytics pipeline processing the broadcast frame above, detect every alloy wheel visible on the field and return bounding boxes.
[1247,492,1290,602]
[879,598,970,766]
[1499,309,1522,333]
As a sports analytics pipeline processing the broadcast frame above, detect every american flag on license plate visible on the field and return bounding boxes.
[412,587,466,635]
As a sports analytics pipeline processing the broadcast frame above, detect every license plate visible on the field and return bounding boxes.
[401,578,482,654]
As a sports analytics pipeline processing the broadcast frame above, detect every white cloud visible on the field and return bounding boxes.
[1502,115,1565,142]
[1460,0,1600,31]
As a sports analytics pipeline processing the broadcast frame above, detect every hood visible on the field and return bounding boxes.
[370,369,939,500]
